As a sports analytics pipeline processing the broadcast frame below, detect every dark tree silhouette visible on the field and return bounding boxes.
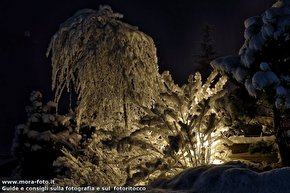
[193,24,217,80]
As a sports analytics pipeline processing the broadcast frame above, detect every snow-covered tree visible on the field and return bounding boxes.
[211,0,290,166]
[12,4,230,187]
[53,70,228,186]
[46,5,162,136]
[11,91,80,179]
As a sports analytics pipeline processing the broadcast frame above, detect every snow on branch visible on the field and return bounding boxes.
[46,5,162,134]
[211,0,290,109]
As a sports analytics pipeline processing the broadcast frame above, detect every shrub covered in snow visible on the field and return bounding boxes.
[11,91,80,179]
[53,70,229,186]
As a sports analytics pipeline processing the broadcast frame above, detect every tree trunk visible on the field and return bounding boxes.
[273,107,290,167]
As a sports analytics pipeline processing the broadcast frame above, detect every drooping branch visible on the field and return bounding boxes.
[47,5,162,134]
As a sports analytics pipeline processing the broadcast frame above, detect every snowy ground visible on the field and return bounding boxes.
[147,162,290,193]
[2,162,290,193]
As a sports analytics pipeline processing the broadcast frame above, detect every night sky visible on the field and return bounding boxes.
[0,0,275,155]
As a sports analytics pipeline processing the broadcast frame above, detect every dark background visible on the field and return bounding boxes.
[0,0,275,155]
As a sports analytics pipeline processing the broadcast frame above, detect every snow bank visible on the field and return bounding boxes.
[148,163,290,193]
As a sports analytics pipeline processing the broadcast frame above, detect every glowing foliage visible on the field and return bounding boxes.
[47,5,161,135]
[53,70,228,186]
[14,5,229,187]
[144,70,228,168]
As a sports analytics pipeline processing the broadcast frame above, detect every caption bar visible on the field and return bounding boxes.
[1,180,146,192]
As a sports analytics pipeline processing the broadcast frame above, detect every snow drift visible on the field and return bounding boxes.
[148,163,290,193]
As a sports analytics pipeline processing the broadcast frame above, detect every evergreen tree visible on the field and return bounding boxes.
[11,91,78,179]
[212,0,290,166]
[193,24,217,79]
